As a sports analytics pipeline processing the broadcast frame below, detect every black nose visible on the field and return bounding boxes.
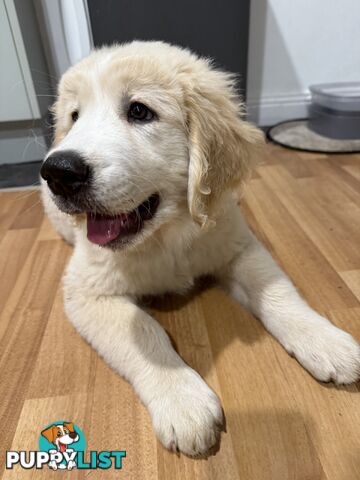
[69,432,78,440]
[40,150,89,197]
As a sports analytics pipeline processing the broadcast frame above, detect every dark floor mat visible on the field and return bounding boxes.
[0,161,41,188]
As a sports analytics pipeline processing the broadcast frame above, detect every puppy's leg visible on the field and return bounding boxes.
[221,233,360,384]
[64,290,223,456]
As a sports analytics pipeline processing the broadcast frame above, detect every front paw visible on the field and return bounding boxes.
[286,321,360,384]
[48,460,58,470]
[148,369,224,456]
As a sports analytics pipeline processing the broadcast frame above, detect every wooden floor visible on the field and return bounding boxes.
[0,144,359,479]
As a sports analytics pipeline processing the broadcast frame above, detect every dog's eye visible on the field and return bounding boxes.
[71,111,79,122]
[57,431,62,437]
[128,102,154,122]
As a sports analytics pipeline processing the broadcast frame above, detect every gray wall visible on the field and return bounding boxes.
[88,0,251,95]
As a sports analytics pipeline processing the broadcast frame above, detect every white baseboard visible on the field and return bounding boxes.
[246,92,311,126]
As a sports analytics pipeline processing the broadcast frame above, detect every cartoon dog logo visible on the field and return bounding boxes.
[41,422,79,470]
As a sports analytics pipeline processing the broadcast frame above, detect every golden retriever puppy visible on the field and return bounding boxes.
[41,41,360,456]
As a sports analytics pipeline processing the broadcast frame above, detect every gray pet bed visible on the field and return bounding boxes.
[267,119,360,154]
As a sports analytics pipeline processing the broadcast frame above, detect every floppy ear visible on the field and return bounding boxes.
[185,66,264,226]
[63,422,74,432]
[41,425,57,444]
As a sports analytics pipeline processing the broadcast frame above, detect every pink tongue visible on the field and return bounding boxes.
[87,213,125,245]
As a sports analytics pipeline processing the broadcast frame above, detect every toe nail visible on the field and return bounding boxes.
[168,440,178,453]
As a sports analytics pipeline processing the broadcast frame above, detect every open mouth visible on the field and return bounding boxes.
[87,193,160,246]
[58,441,67,453]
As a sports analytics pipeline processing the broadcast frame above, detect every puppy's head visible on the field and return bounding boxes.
[41,422,79,452]
[41,41,263,249]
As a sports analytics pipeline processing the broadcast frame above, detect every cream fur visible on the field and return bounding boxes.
[42,41,360,457]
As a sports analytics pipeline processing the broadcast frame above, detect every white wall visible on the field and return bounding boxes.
[247,0,360,126]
